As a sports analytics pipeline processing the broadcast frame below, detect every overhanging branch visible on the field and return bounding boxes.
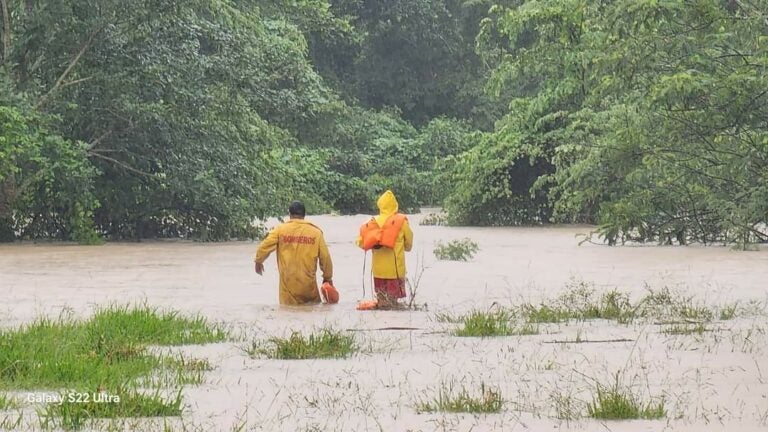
[36,23,106,109]
[87,151,160,180]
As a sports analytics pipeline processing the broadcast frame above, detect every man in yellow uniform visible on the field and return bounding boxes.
[254,201,333,305]
[357,190,413,308]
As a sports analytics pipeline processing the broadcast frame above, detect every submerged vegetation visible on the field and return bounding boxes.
[0,394,17,411]
[663,323,708,336]
[436,280,728,337]
[248,328,356,360]
[433,238,480,261]
[41,391,184,430]
[587,388,666,420]
[419,213,448,226]
[416,382,503,414]
[587,375,666,420]
[453,310,538,337]
[521,282,718,325]
[0,282,762,428]
[0,305,226,428]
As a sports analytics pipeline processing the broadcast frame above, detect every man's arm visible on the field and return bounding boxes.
[318,234,334,283]
[254,227,280,274]
[402,219,414,252]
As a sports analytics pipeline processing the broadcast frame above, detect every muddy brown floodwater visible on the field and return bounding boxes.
[1,212,767,431]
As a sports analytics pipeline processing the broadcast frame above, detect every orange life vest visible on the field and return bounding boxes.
[359,213,407,251]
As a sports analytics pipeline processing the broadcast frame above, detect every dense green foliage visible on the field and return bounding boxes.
[309,0,502,127]
[0,0,481,241]
[446,0,767,245]
[1,0,765,244]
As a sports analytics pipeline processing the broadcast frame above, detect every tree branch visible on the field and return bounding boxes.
[87,151,160,180]
[36,23,106,109]
[87,129,113,150]
[60,76,93,88]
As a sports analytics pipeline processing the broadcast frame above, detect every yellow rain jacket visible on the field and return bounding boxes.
[356,191,413,279]
[254,219,333,305]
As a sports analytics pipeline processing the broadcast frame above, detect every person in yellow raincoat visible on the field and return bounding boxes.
[254,201,333,305]
[356,190,413,308]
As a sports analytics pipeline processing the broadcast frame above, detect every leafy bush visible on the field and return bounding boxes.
[0,105,100,243]
[434,238,480,261]
[420,213,447,226]
[469,1,768,244]
[443,133,553,226]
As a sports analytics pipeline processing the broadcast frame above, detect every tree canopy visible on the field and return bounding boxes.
[1,0,765,245]
[445,0,767,245]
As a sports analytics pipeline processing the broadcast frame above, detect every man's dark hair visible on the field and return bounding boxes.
[288,200,306,217]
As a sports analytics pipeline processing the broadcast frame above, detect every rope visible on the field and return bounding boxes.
[361,249,367,298]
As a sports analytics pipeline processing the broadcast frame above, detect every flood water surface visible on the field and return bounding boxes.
[1,213,767,431]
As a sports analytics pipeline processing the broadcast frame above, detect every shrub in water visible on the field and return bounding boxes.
[433,238,479,261]
[420,213,447,226]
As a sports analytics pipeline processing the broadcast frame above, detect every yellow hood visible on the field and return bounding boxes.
[374,190,399,226]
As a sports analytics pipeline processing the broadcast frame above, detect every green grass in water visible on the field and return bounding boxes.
[0,305,225,390]
[0,394,18,410]
[663,323,707,335]
[523,288,635,324]
[587,387,665,420]
[521,304,572,324]
[39,390,183,430]
[0,305,226,428]
[0,412,23,430]
[433,311,466,324]
[417,383,502,413]
[454,310,538,337]
[250,329,356,359]
[719,304,738,320]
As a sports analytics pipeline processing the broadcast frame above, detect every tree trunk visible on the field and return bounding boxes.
[0,174,16,220]
[0,0,11,63]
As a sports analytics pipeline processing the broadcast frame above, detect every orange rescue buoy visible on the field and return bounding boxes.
[356,299,378,310]
[320,282,339,304]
